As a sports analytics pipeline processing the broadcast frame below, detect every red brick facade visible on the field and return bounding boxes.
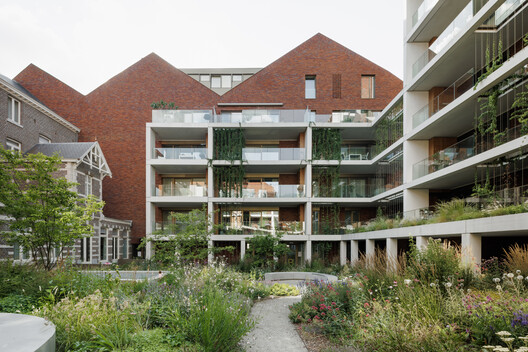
[14,34,402,245]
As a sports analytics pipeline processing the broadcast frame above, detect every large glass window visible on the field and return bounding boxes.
[221,75,231,88]
[361,75,375,99]
[80,237,91,263]
[305,76,316,99]
[211,76,221,88]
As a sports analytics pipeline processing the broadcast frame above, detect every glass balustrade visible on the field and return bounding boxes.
[152,110,213,123]
[218,184,306,198]
[411,0,439,28]
[412,2,473,78]
[217,110,311,123]
[153,182,207,197]
[242,148,305,161]
[153,147,207,160]
[311,221,359,235]
[218,220,305,235]
[340,146,372,160]
[312,182,385,198]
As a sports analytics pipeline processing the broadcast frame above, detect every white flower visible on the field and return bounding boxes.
[507,273,514,278]
[430,283,436,288]
[517,275,524,280]
[404,279,411,285]
[516,270,522,274]
[493,278,501,283]
[496,331,512,337]
[493,348,509,352]
[501,337,514,343]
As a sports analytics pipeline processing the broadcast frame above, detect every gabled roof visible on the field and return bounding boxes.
[26,142,112,178]
[0,73,80,133]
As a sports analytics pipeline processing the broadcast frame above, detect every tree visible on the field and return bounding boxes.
[243,233,289,270]
[143,205,228,265]
[0,147,104,270]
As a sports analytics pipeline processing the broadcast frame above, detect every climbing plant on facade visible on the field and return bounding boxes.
[214,128,245,160]
[312,128,342,160]
[151,100,177,109]
[512,84,528,135]
[313,166,340,197]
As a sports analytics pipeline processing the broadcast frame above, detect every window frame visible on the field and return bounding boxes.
[7,96,21,125]
[39,135,51,144]
[305,76,316,99]
[6,138,21,151]
[100,229,107,261]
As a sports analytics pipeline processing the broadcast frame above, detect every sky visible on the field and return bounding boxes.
[0,0,405,95]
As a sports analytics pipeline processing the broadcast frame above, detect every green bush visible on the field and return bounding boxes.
[269,283,300,296]
[0,294,37,313]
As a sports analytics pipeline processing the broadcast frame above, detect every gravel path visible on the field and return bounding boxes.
[241,296,308,352]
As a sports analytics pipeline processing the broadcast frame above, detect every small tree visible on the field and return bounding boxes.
[244,233,289,270]
[0,148,104,270]
[144,205,226,265]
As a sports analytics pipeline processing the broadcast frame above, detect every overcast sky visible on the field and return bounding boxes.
[0,0,405,95]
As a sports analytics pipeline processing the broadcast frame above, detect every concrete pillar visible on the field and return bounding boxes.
[208,240,214,264]
[366,239,375,257]
[305,240,312,264]
[207,126,214,160]
[462,233,482,272]
[240,240,246,260]
[403,188,429,219]
[386,238,398,272]
[350,240,359,265]
[340,241,347,266]
[305,202,312,235]
[305,165,312,198]
[145,241,152,260]
[416,236,430,251]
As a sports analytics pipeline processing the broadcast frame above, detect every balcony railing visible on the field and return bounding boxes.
[341,146,372,160]
[413,135,475,179]
[412,2,473,78]
[312,182,386,198]
[218,184,306,198]
[154,184,207,197]
[412,68,475,129]
[152,110,213,123]
[153,147,207,160]
[313,110,380,124]
[413,124,524,179]
[411,0,439,28]
[218,220,305,235]
[312,221,359,235]
[217,110,310,123]
[484,0,527,26]
[242,148,305,161]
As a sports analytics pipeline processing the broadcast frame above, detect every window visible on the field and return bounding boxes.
[6,138,21,151]
[7,96,20,124]
[86,176,92,196]
[112,236,118,259]
[80,237,91,263]
[361,75,375,99]
[13,243,20,260]
[211,76,221,88]
[305,76,316,99]
[39,135,51,144]
[122,236,128,259]
[200,75,210,82]
[100,229,107,261]
[221,75,231,88]
[232,75,242,82]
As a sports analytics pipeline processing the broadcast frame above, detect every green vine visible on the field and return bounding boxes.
[313,166,340,197]
[214,165,245,198]
[374,102,403,156]
[214,128,245,160]
[511,84,528,136]
[319,204,341,235]
[312,128,342,160]
[475,38,503,88]
[151,100,177,109]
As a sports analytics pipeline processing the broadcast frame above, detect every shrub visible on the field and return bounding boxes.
[503,244,528,275]
[0,294,37,313]
[269,283,300,296]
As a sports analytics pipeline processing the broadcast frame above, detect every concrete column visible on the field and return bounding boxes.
[350,240,359,265]
[305,126,312,161]
[305,240,312,264]
[305,165,312,198]
[207,126,214,160]
[240,240,246,260]
[462,233,482,272]
[386,238,398,272]
[340,241,347,266]
[366,239,375,257]
[403,188,429,219]
[145,241,152,260]
[305,201,312,235]
[415,236,430,251]
[207,167,214,199]
[208,240,214,263]
[403,138,428,183]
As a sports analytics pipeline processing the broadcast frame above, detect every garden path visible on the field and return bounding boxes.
[241,295,308,352]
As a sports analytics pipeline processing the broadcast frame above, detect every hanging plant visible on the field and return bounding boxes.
[319,204,341,234]
[511,84,528,136]
[313,166,340,197]
[214,128,245,161]
[312,128,342,160]
[475,38,503,88]
[214,165,245,197]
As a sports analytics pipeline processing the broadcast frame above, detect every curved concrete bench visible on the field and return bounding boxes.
[0,313,56,352]
[264,272,338,282]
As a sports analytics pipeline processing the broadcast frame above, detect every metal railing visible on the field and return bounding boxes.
[218,220,305,235]
[341,146,372,160]
[242,148,305,161]
[152,110,213,123]
[153,147,207,160]
[312,221,360,235]
[154,183,207,197]
[218,184,306,198]
[412,68,475,129]
[312,182,387,198]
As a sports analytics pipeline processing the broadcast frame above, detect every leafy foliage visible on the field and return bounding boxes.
[243,233,289,269]
[150,100,177,109]
[213,128,245,160]
[0,148,104,270]
[312,128,342,160]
